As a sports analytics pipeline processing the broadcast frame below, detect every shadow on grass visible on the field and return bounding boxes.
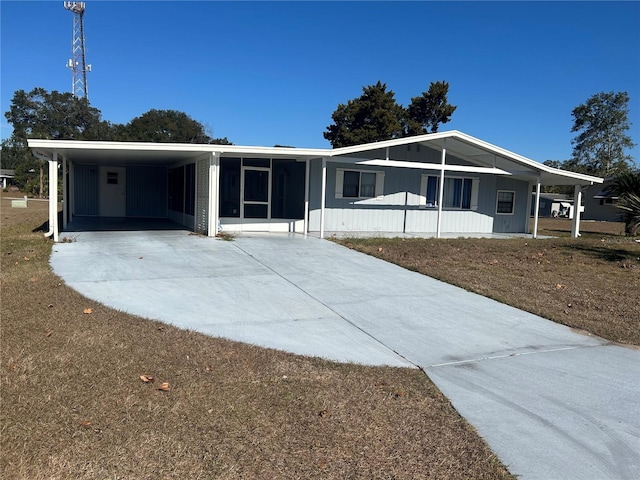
[562,243,637,262]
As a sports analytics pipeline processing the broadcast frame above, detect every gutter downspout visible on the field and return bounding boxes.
[436,139,446,239]
[571,185,582,238]
[34,150,58,241]
[533,179,541,239]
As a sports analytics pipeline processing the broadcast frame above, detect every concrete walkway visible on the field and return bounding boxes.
[51,230,640,479]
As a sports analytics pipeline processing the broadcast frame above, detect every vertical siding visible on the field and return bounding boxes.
[73,164,99,216]
[195,158,209,234]
[126,166,168,218]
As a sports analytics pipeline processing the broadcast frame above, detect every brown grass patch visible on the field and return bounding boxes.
[336,219,639,346]
[1,193,513,479]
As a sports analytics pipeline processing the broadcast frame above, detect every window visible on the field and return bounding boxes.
[421,175,478,210]
[336,169,384,199]
[496,190,515,214]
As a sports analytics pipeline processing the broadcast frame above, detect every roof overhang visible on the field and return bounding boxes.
[27,131,604,186]
[27,139,328,166]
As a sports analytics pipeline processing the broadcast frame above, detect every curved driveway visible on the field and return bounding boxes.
[51,230,640,480]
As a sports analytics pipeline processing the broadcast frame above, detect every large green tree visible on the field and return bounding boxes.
[3,88,112,196]
[323,82,405,148]
[570,91,635,177]
[324,81,456,148]
[405,81,457,135]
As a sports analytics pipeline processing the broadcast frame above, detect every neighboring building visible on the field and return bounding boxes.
[530,193,573,218]
[0,169,15,189]
[28,130,603,241]
[582,178,622,222]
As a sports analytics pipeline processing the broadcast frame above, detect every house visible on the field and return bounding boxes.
[1,169,15,189]
[28,130,603,242]
[582,178,622,222]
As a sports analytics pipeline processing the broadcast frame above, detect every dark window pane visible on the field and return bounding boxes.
[360,172,376,198]
[244,203,268,218]
[497,191,514,213]
[244,170,269,202]
[185,163,195,216]
[220,158,240,217]
[271,160,305,219]
[426,176,438,206]
[462,178,472,209]
[343,171,360,198]
[243,158,270,168]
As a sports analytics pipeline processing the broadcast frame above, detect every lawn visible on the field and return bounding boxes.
[336,218,640,346]
[1,194,513,479]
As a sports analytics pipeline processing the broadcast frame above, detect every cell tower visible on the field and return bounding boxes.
[64,2,91,99]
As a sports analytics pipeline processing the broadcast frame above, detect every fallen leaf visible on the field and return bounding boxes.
[378,247,383,252]
[158,382,171,391]
[29,277,38,282]
[45,331,53,337]
[83,308,93,314]
[139,375,155,383]
[555,284,565,290]
[47,304,54,308]
[395,390,406,397]
[81,420,92,428]
[138,257,143,259]
[23,256,30,261]
[318,409,329,418]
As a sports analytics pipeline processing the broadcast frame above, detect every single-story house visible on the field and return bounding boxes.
[28,130,603,241]
[1,169,15,189]
[582,178,622,222]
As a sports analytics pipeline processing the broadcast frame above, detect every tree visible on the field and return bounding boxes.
[118,109,230,144]
[405,81,457,135]
[605,170,640,235]
[324,81,457,148]
[323,82,405,148]
[570,91,636,177]
[4,88,112,196]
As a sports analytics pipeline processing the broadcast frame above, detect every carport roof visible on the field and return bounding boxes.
[28,130,603,186]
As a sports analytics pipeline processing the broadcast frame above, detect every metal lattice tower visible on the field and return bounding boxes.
[64,2,91,99]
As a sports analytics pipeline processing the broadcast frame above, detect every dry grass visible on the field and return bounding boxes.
[337,218,640,346]
[1,194,514,480]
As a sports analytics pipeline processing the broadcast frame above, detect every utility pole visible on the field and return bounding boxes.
[63,2,91,99]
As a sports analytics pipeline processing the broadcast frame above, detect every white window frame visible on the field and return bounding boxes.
[335,168,384,200]
[496,190,515,215]
[420,175,479,210]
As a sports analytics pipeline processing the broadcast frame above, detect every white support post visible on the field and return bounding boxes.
[304,159,310,235]
[533,180,541,239]
[62,155,68,229]
[320,157,327,239]
[571,185,582,238]
[208,153,220,237]
[50,151,59,242]
[436,140,446,239]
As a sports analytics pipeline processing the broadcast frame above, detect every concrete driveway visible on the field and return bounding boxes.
[51,230,640,479]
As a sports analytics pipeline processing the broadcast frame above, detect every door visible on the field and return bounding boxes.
[242,167,270,219]
[100,166,126,217]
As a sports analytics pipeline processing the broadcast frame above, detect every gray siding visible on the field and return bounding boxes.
[73,164,99,216]
[308,159,530,235]
[126,166,168,218]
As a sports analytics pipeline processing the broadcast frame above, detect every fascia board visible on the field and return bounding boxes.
[450,132,604,184]
[27,139,330,159]
[329,131,454,156]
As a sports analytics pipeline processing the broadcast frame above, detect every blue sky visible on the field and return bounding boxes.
[1,1,639,165]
